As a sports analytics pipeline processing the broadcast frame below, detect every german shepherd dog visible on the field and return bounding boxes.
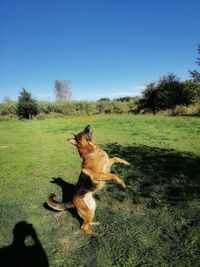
[47,125,129,236]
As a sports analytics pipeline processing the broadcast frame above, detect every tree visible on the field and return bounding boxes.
[17,88,38,119]
[114,97,132,102]
[136,73,194,114]
[181,80,200,104]
[136,82,159,114]
[157,73,184,111]
[54,80,72,101]
[97,98,110,102]
[190,44,200,82]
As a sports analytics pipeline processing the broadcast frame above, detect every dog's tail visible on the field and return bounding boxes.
[47,194,75,211]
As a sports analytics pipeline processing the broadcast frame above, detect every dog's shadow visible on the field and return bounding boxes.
[44,177,81,222]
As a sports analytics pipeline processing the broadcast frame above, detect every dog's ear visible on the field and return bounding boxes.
[68,138,77,146]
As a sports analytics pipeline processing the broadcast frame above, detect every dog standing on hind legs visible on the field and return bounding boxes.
[47,125,129,236]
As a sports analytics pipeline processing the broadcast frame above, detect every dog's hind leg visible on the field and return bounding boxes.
[73,195,97,236]
[80,210,96,236]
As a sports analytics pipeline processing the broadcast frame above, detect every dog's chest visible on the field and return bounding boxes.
[101,154,110,173]
[83,192,96,210]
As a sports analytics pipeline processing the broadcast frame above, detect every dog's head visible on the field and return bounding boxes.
[68,125,96,156]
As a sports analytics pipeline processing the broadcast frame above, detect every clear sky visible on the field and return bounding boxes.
[0,0,199,102]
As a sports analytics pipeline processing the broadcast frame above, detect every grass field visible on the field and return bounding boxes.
[0,114,200,266]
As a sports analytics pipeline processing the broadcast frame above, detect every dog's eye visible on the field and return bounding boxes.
[75,136,82,143]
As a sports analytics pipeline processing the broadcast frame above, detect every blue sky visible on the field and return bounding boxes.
[0,0,199,101]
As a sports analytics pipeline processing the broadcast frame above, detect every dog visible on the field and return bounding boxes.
[47,125,129,236]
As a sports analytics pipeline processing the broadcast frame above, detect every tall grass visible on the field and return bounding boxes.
[1,99,200,120]
[0,99,137,119]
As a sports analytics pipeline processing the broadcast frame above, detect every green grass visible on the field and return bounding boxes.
[0,114,200,266]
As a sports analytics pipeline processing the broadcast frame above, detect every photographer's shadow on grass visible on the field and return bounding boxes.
[0,221,49,267]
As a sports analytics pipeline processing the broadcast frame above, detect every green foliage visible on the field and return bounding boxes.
[2,87,200,118]
[181,80,200,103]
[136,82,159,114]
[96,100,115,114]
[1,99,135,118]
[37,100,133,116]
[96,100,131,114]
[17,88,38,119]
[136,74,200,114]
[114,96,138,102]
[157,73,184,110]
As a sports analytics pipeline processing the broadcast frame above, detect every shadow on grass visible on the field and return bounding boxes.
[103,142,200,205]
[44,144,200,266]
[44,177,81,222]
[45,144,200,209]
[0,221,49,267]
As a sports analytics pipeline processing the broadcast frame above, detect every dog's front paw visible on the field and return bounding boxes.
[122,160,129,166]
[119,180,126,189]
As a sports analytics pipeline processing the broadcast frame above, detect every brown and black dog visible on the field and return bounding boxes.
[47,125,129,236]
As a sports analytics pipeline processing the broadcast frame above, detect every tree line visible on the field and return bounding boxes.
[136,44,200,114]
[0,93,138,119]
[1,44,200,119]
